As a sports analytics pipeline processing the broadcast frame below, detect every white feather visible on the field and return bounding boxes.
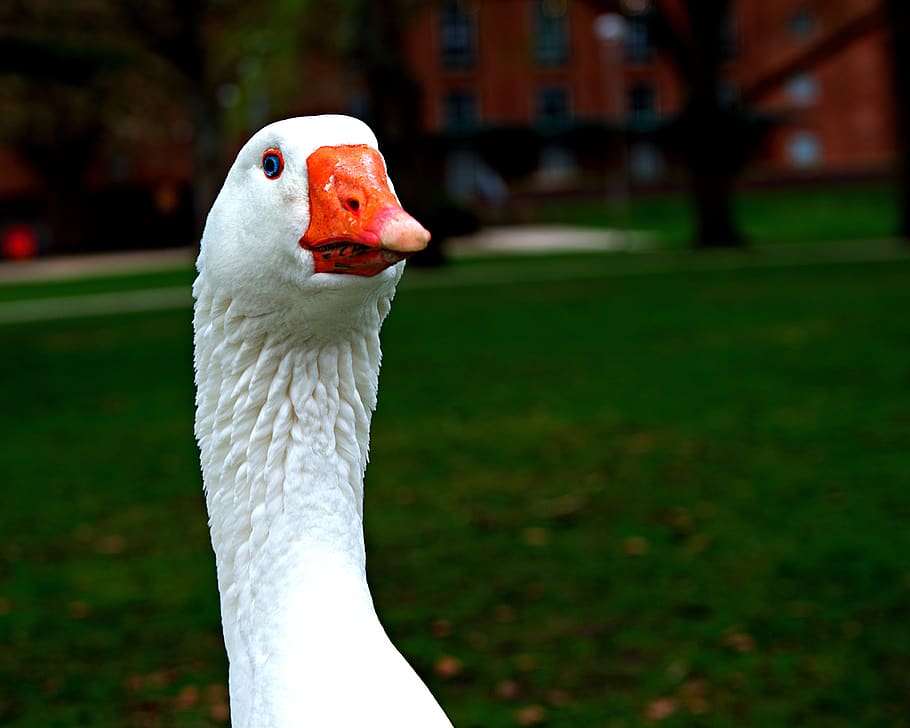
[193,116,452,727]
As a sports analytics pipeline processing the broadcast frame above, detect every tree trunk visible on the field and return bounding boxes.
[885,0,910,241]
[191,93,223,243]
[26,125,99,253]
[651,0,746,248]
[676,96,745,248]
[691,167,741,248]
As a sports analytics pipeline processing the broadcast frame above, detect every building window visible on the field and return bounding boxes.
[536,86,570,129]
[787,74,820,106]
[629,142,664,181]
[787,131,822,168]
[628,83,657,126]
[788,7,818,39]
[441,0,476,71]
[444,90,478,132]
[625,17,653,64]
[537,145,578,186]
[535,0,569,66]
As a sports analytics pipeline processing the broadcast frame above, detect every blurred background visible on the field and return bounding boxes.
[1,1,909,727]
[1,0,909,257]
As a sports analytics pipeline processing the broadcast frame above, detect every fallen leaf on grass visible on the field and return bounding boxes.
[494,678,520,701]
[624,536,650,556]
[665,659,688,681]
[175,684,199,710]
[495,604,517,623]
[68,600,91,619]
[207,683,230,722]
[661,507,694,534]
[624,432,659,454]
[644,696,677,722]
[686,532,712,553]
[210,701,230,723]
[723,629,756,653]
[136,669,178,691]
[96,534,126,555]
[539,491,587,521]
[42,676,61,697]
[433,654,464,680]
[468,631,489,649]
[680,678,710,714]
[523,526,550,547]
[515,704,547,725]
[545,688,571,707]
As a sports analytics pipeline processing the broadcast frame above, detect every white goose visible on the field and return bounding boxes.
[193,115,453,727]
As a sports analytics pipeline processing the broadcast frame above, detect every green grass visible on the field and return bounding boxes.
[531,182,900,248]
[0,268,196,304]
[1,248,909,727]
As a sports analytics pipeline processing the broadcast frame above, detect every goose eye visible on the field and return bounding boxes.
[262,150,284,179]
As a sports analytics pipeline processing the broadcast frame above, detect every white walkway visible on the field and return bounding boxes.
[0,230,906,325]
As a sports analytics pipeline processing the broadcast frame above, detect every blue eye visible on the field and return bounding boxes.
[262,149,284,179]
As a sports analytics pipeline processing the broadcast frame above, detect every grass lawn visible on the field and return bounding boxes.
[530,182,900,248]
[0,248,909,727]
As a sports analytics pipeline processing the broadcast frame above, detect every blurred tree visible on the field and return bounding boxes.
[584,0,767,248]
[347,0,423,148]
[885,0,910,242]
[117,0,225,239]
[740,2,884,104]
[0,8,123,250]
[0,0,321,250]
[738,2,897,240]
[645,0,758,248]
[590,0,895,249]
[345,0,461,264]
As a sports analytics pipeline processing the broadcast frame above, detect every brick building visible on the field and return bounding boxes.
[0,1,898,256]
[401,0,896,185]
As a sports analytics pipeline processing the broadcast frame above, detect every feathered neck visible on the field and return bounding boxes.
[192,280,390,533]
[193,278,393,726]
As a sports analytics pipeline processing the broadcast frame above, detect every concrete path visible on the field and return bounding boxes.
[0,229,907,325]
[0,287,191,325]
[0,226,648,284]
[0,247,196,284]
[444,225,652,256]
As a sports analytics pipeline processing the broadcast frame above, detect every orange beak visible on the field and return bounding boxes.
[299,144,430,277]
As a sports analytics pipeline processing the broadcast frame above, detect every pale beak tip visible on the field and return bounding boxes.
[380,213,432,254]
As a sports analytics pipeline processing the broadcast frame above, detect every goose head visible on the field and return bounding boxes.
[197,115,430,332]
[193,116,453,728]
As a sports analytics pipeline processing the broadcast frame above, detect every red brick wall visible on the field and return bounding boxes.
[405,0,896,175]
